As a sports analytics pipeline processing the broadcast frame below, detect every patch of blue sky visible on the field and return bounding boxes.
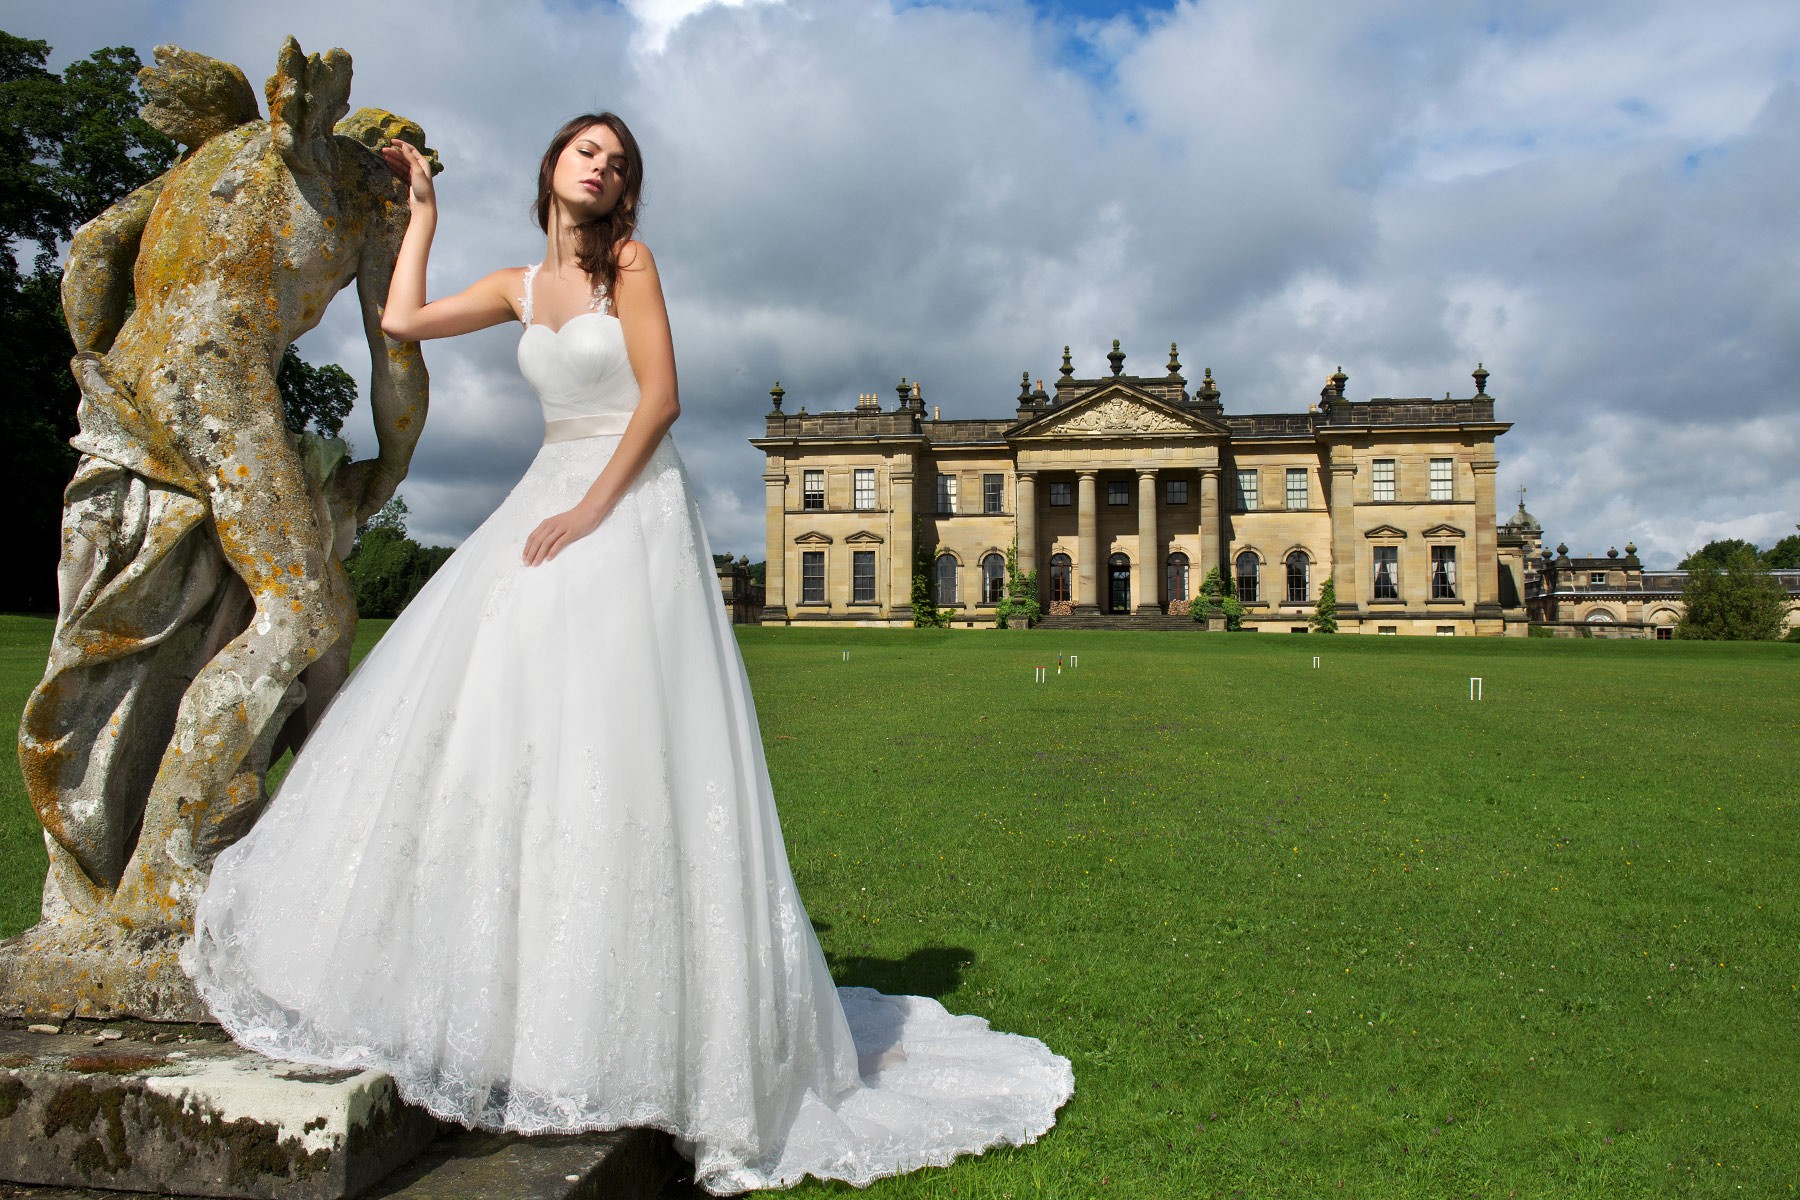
[892,0,1179,84]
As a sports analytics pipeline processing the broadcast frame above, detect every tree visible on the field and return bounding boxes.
[341,497,454,619]
[277,344,356,438]
[993,541,1040,629]
[0,35,175,612]
[1679,538,1760,572]
[1193,566,1223,624]
[1761,527,1800,570]
[1221,594,1245,632]
[1677,547,1789,641]
[910,518,948,627]
[1310,576,1338,633]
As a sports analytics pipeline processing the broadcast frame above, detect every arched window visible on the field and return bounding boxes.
[1585,608,1615,623]
[1049,553,1072,603]
[981,552,1007,604]
[1285,551,1310,603]
[934,553,958,605]
[1235,551,1260,603]
[1166,552,1189,602]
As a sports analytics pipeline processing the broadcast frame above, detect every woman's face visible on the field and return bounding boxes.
[552,123,629,220]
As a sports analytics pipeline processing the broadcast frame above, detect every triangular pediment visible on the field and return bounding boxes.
[793,530,833,545]
[1364,524,1409,539]
[1011,383,1227,439]
[845,530,885,544]
[1422,523,1466,539]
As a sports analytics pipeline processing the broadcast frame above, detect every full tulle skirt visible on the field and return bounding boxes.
[188,433,1072,1192]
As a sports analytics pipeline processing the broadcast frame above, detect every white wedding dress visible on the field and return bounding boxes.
[187,266,1073,1193]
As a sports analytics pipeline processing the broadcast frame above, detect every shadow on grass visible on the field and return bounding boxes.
[813,921,975,1000]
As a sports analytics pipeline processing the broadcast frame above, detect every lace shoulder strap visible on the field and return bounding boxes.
[589,278,612,317]
[519,263,541,327]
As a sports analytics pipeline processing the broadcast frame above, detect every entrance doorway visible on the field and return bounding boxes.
[1107,553,1131,613]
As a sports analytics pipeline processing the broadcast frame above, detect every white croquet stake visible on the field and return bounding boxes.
[1469,676,1483,700]
[1034,666,1046,683]
[841,650,850,661]
[1312,656,1321,668]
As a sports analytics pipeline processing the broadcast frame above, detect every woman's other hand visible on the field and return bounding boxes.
[523,501,608,566]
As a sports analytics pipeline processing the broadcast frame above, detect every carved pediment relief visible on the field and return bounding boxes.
[1422,523,1466,539]
[845,530,885,544]
[1364,524,1408,539]
[1017,386,1220,439]
[794,530,833,545]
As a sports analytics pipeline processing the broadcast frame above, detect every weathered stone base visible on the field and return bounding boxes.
[0,919,207,1023]
[0,1021,437,1198]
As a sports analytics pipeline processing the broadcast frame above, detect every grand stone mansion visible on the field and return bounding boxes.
[751,343,1532,635]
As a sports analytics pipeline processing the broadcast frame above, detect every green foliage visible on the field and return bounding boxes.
[910,519,949,627]
[342,497,452,618]
[1221,593,1245,631]
[1193,566,1223,624]
[1310,575,1338,633]
[1679,537,1760,572]
[0,35,175,613]
[1761,528,1800,570]
[992,542,1040,629]
[1527,624,1555,638]
[1677,547,1790,641]
[277,344,356,438]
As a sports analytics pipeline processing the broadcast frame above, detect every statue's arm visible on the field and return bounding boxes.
[62,174,166,355]
[348,201,429,522]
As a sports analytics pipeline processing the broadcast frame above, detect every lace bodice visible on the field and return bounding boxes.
[517,263,640,424]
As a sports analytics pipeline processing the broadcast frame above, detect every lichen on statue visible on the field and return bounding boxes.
[3,37,437,1022]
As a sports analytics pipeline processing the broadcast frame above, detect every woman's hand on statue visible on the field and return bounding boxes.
[380,139,436,209]
[523,501,608,566]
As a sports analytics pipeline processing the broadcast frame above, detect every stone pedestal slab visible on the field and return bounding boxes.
[0,1021,437,1199]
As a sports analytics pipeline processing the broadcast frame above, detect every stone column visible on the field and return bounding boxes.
[762,467,788,624]
[889,465,916,623]
[1136,468,1158,614]
[1328,451,1360,616]
[1016,471,1038,578]
[1076,470,1098,611]
[1198,467,1220,588]
[1472,457,1501,613]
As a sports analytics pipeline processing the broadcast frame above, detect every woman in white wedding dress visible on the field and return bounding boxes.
[186,113,1072,1193]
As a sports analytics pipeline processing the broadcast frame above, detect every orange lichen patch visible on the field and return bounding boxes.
[290,600,304,613]
[235,464,249,477]
[322,215,336,230]
[288,562,304,575]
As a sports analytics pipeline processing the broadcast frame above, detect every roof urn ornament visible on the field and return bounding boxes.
[1473,361,1490,396]
[1107,339,1125,377]
[1058,345,1074,383]
[1166,342,1183,381]
[895,377,911,411]
[1330,365,1348,398]
[1607,546,1620,559]
[769,381,785,413]
[1019,371,1033,403]
[1197,367,1220,406]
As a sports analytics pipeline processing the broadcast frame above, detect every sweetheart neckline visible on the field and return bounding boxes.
[522,310,621,337]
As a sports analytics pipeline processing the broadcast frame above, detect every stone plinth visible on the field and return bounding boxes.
[0,1022,437,1198]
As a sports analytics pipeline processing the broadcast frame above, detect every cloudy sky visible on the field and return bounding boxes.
[10,0,1799,564]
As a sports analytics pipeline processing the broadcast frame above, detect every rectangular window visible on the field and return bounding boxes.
[801,550,825,603]
[1236,470,1258,511]
[1431,546,1458,599]
[1290,627,1308,634]
[1436,626,1455,636]
[1372,545,1399,600]
[936,474,957,514]
[1049,481,1071,507]
[1166,479,1188,505]
[1378,625,1398,635]
[1655,626,1673,640]
[983,473,1004,514]
[802,470,824,512]
[853,468,875,511]
[1588,572,1606,586]
[1372,459,1395,502]
[1286,467,1308,510]
[1429,458,1454,501]
[1107,480,1129,505]
[852,550,876,603]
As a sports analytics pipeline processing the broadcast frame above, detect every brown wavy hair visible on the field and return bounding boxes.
[533,112,643,300]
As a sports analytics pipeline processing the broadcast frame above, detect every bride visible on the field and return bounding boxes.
[186,113,1072,1193]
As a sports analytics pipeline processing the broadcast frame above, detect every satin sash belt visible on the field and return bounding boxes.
[543,412,633,443]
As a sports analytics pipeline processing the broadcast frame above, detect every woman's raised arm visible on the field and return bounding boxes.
[378,139,520,341]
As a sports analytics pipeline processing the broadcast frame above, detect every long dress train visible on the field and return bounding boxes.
[187,267,1073,1193]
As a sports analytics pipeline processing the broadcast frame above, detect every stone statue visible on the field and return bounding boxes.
[1,38,437,1020]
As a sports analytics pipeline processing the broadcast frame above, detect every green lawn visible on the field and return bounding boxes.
[4,617,1797,1198]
